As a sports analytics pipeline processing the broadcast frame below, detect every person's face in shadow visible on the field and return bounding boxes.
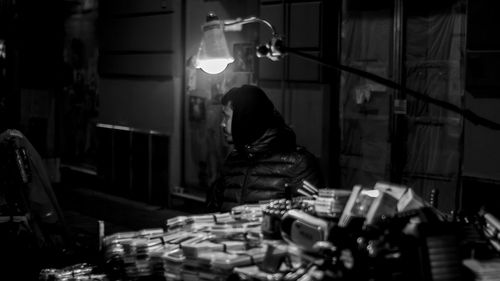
[221,101,233,144]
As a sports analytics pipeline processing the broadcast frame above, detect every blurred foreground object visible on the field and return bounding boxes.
[0,129,70,279]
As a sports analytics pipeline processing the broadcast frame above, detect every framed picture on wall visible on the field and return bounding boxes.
[188,95,206,122]
[233,43,255,73]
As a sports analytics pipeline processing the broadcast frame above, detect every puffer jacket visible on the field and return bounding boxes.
[207,126,324,212]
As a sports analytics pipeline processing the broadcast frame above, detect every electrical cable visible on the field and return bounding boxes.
[281,46,500,131]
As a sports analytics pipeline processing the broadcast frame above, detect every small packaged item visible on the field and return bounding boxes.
[373,182,407,199]
[102,231,138,246]
[166,216,194,232]
[163,248,186,276]
[338,185,379,228]
[365,189,399,225]
[374,182,425,212]
[209,221,261,240]
[197,246,266,270]
[234,265,284,281]
[280,209,330,252]
[162,230,205,245]
[231,204,264,221]
[137,228,164,237]
[397,188,425,211]
[314,189,351,218]
[39,263,99,281]
[182,240,246,258]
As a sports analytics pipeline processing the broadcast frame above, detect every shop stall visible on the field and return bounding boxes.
[39,182,500,281]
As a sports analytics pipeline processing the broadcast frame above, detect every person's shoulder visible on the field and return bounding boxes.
[277,145,317,163]
[294,145,316,158]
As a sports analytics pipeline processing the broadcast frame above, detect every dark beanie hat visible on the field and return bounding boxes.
[222,85,275,147]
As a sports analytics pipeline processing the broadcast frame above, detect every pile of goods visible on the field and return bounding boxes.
[41,182,500,281]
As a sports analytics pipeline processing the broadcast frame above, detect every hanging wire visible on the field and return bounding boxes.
[281,46,500,131]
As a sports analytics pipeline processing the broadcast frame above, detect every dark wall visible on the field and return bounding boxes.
[461,0,500,214]
[17,0,64,89]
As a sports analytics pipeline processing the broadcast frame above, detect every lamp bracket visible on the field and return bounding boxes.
[223,16,278,37]
[257,36,285,61]
[222,16,285,61]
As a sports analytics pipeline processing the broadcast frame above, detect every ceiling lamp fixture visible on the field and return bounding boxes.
[195,13,234,74]
[195,12,284,74]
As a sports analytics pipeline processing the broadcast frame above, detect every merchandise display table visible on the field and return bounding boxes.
[39,183,500,281]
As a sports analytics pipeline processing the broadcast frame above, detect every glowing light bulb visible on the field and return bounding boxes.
[198,58,233,74]
[195,14,234,75]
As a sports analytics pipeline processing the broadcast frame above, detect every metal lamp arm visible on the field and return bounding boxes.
[221,16,284,60]
[223,16,279,37]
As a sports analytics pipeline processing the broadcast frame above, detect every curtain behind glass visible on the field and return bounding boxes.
[403,2,465,212]
[339,6,394,189]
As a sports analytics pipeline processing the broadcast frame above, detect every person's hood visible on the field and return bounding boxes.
[222,85,275,147]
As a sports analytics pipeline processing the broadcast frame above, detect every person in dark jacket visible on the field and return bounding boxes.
[206,85,324,212]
